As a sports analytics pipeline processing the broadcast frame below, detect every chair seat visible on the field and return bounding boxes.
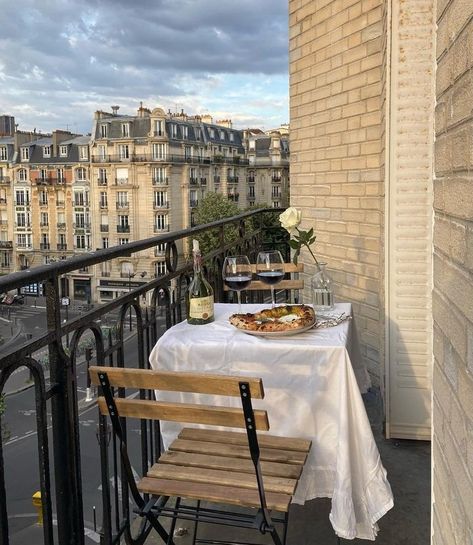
[137,428,311,513]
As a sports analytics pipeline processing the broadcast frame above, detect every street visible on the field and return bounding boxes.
[1,299,158,543]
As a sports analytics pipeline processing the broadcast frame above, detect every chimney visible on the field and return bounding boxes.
[201,114,213,125]
[111,105,120,116]
[216,119,232,129]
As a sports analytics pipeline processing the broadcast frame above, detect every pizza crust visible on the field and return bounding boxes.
[229,305,315,333]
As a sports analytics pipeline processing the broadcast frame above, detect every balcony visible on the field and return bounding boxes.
[153,202,169,209]
[57,223,66,229]
[0,241,13,249]
[116,201,129,209]
[73,223,91,231]
[189,200,198,208]
[152,177,168,185]
[247,177,255,184]
[40,222,49,228]
[0,176,10,184]
[115,178,130,185]
[15,201,30,207]
[272,176,282,183]
[200,177,207,186]
[99,202,108,209]
[154,225,170,233]
[0,207,426,545]
[0,220,7,226]
[40,243,50,250]
[214,176,220,184]
[57,243,67,250]
[117,225,130,233]
[97,178,108,186]
[56,200,65,207]
[100,224,109,232]
[227,176,239,183]
[0,198,6,205]
[189,177,199,185]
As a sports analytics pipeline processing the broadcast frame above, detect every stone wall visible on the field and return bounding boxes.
[289,0,385,381]
[433,0,473,541]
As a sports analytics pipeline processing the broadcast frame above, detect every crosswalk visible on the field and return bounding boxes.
[0,305,45,320]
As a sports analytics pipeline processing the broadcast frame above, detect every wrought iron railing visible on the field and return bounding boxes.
[0,208,289,545]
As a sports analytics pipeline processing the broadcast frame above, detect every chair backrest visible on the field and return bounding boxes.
[89,366,269,431]
[223,262,304,292]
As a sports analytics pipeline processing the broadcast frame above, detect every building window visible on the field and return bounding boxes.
[43,146,51,158]
[17,169,27,181]
[155,243,166,256]
[119,144,129,159]
[58,233,66,246]
[16,233,32,248]
[100,124,108,138]
[155,261,167,276]
[184,146,192,160]
[16,211,26,227]
[100,192,108,208]
[230,132,234,142]
[118,238,129,245]
[39,191,48,205]
[21,147,29,161]
[195,128,200,140]
[74,191,86,206]
[117,191,128,207]
[57,168,65,182]
[75,235,87,249]
[121,123,130,137]
[75,167,87,181]
[220,130,225,140]
[102,237,109,249]
[1,252,11,268]
[154,120,164,136]
[40,212,48,226]
[98,168,107,184]
[209,128,215,139]
[248,186,255,198]
[75,212,85,228]
[171,124,177,138]
[152,166,167,183]
[98,145,106,160]
[118,215,129,228]
[154,191,167,207]
[182,126,188,139]
[271,186,281,198]
[152,143,167,160]
[79,146,88,160]
[59,145,68,157]
[0,147,7,161]
[15,190,29,206]
[155,214,167,230]
[272,201,280,208]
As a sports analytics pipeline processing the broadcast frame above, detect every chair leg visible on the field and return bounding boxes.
[192,500,201,545]
[268,525,284,545]
[282,511,289,545]
[167,497,181,545]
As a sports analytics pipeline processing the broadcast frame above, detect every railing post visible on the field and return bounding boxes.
[45,276,85,545]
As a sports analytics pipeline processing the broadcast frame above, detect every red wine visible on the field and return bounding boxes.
[257,271,284,285]
[224,275,252,291]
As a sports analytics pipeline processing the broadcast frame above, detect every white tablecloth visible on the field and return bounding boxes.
[149,303,393,540]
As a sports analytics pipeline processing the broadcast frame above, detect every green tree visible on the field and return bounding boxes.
[194,193,240,256]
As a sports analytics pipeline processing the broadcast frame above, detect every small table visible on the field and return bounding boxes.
[149,303,393,540]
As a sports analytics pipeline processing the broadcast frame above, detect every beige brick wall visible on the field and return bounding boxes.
[433,0,473,541]
[289,0,385,381]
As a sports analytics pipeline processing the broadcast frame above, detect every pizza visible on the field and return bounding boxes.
[229,305,315,333]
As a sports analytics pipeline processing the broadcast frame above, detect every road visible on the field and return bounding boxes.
[1,300,161,543]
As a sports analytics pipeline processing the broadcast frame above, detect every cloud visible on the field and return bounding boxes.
[0,0,288,133]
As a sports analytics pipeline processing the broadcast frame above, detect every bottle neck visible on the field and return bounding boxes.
[193,251,202,275]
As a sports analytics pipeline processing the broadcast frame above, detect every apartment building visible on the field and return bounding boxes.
[0,109,289,302]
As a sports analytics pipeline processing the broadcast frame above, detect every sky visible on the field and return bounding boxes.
[0,0,289,135]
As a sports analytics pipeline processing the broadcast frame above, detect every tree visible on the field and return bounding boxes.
[193,193,240,256]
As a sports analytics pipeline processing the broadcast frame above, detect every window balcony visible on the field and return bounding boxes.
[271,176,282,183]
[40,222,49,228]
[189,177,199,185]
[116,201,129,209]
[227,176,239,183]
[100,224,109,232]
[73,223,91,231]
[247,177,255,184]
[56,200,65,207]
[0,220,8,226]
[40,243,50,250]
[117,225,130,233]
[115,178,130,185]
[99,202,108,209]
[152,177,168,185]
[0,176,10,184]
[97,178,108,186]
[154,225,169,233]
[200,177,207,186]
[101,271,111,277]
[57,223,66,230]
[56,243,67,251]
[153,202,169,210]
[189,200,198,208]
[214,176,220,184]
[0,241,13,249]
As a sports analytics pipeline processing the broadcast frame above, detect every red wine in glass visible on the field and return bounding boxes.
[222,256,252,312]
[256,250,285,307]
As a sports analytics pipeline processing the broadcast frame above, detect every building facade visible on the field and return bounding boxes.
[0,110,289,302]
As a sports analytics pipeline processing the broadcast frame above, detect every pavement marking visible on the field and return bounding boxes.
[0,316,10,323]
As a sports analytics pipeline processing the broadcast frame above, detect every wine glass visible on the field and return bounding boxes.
[256,250,285,308]
[222,256,252,313]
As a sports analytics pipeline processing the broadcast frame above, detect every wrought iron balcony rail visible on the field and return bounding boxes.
[0,209,288,545]
[91,153,248,166]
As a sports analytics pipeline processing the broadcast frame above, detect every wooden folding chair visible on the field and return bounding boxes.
[89,366,311,545]
[223,263,304,304]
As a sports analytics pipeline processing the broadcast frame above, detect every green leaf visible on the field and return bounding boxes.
[289,239,299,250]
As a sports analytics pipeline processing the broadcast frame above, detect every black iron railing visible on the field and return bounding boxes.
[0,208,289,545]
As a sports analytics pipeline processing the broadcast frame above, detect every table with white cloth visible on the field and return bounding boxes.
[149,302,393,541]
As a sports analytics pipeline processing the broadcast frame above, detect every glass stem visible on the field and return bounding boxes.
[271,287,275,308]
[237,290,242,313]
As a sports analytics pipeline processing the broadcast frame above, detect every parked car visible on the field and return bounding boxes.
[0,293,25,305]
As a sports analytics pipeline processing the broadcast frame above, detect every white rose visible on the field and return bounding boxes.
[279,207,302,233]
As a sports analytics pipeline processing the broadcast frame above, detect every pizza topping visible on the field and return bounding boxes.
[229,305,315,333]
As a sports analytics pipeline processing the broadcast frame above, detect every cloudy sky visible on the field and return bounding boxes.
[0,0,289,135]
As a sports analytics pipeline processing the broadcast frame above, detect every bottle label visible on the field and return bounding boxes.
[189,296,214,320]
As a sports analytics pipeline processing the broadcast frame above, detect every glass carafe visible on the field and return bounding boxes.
[311,262,334,311]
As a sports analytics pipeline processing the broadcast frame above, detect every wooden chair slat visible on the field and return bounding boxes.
[158,451,303,480]
[89,366,264,399]
[148,463,298,495]
[225,279,303,292]
[97,398,270,430]
[169,438,307,465]
[138,477,292,512]
[178,428,311,453]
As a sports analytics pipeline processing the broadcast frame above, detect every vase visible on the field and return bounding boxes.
[311,262,334,311]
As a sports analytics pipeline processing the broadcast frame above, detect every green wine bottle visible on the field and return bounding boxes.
[187,240,215,325]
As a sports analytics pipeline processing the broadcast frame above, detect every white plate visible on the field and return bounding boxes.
[233,320,316,337]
